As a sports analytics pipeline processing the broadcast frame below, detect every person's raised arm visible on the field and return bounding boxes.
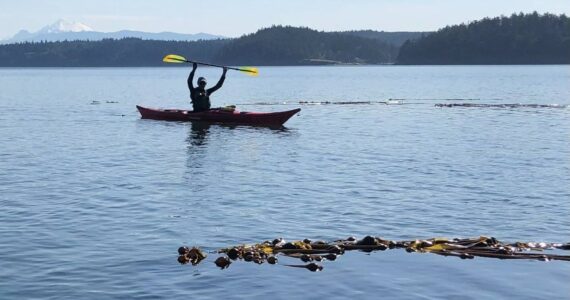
[187,63,198,92]
[207,67,228,94]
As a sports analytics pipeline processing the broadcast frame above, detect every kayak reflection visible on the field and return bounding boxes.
[187,121,211,147]
[185,121,212,181]
[184,122,293,181]
[186,121,289,149]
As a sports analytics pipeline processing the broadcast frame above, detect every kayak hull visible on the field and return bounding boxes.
[136,105,300,126]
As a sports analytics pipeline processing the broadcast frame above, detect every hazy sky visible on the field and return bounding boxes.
[1,0,569,39]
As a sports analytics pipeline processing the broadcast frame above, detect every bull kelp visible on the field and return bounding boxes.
[177,236,570,272]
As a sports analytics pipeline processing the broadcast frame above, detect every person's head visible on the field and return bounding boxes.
[197,77,207,88]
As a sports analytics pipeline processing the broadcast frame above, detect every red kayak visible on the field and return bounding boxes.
[136,105,301,126]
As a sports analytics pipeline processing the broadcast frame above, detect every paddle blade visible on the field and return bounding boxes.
[239,67,259,76]
[163,54,188,63]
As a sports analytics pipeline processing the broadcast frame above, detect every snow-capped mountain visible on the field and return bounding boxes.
[38,19,94,34]
[1,19,224,44]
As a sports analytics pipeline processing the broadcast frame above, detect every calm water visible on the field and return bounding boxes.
[1,66,569,299]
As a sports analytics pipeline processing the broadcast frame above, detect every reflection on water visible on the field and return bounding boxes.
[184,122,293,172]
[185,122,211,175]
[183,122,294,193]
[187,121,211,147]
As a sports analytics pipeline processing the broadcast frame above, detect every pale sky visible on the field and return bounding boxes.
[1,0,569,39]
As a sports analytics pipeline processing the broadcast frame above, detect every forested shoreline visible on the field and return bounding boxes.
[0,13,568,67]
[0,26,403,67]
[397,12,570,64]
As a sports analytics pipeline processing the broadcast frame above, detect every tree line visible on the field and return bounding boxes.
[397,12,570,64]
[1,13,568,67]
[0,38,225,67]
[216,26,398,65]
[0,26,397,67]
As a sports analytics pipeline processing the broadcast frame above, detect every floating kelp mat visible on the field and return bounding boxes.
[229,101,568,108]
[232,100,405,106]
[435,103,567,108]
[177,236,570,272]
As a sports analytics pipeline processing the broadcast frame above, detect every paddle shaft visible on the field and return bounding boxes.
[185,59,255,74]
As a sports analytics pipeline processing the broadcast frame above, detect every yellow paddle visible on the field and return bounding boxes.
[163,54,259,77]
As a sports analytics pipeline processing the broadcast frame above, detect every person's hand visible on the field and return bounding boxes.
[223,67,228,74]
[192,63,197,70]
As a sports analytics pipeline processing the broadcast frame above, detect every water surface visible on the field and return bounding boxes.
[1,66,569,299]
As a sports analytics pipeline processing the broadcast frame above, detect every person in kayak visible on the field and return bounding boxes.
[188,63,228,112]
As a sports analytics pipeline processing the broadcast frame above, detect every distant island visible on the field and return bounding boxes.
[0,12,567,67]
[397,12,570,64]
[0,27,415,67]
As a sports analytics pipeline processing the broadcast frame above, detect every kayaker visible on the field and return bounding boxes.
[188,63,227,112]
